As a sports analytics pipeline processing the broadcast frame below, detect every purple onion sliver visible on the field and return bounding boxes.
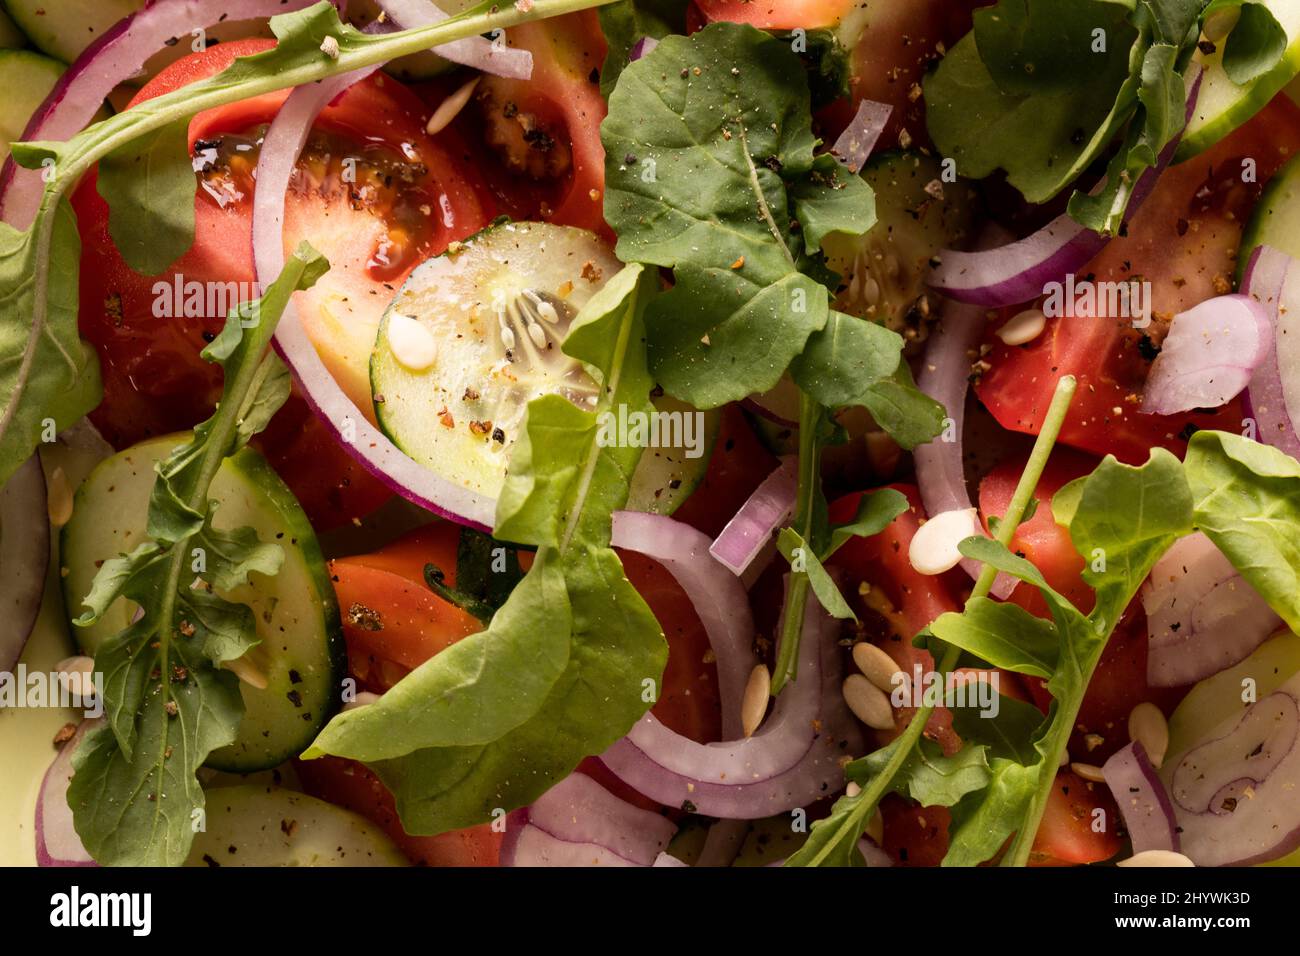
[1102,741,1179,854]
[708,456,797,579]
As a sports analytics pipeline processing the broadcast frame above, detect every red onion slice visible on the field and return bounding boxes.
[830,99,892,175]
[1167,682,1300,866]
[252,61,498,529]
[499,772,677,867]
[1103,740,1179,854]
[1142,532,1282,687]
[36,718,101,868]
[629,36,659,61]
[1241,245,1300,458]
[1140,294,1272,414]
[373,0,533,79]
[915,271,1015,598]
[1,456,49,673]
[708,456,796,579]
[612,511,756,737]
[928,69,1203,308]
[0,0,327,230]
[599,571,864,820]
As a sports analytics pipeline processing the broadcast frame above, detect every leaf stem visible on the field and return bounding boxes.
[770,390,824,694]
[799,375,1077,866]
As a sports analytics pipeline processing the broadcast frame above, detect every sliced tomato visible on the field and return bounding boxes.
[880,798,951,867]
[1028,770,1122,866]
[420,12,610,238]
[671,406,779,539]
[694,0,860,30]
[976,95,1300,463]
[978,448,1100,616]
[74,38,495,528]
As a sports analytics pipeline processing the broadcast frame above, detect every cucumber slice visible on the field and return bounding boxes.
[1177,2,1300,164]
[4,0,142,63]
[185,786,408,866]
[0,6,24,48]
[1238,152,1300,283]
[822,150,975,337]
[371,221,717,517]
[60,436,346,773]
[0,48,63,166]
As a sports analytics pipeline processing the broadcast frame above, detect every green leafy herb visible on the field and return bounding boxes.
[0,0,616,492]
[602,22,879,408]
[94,118,196,276]
[1205,0,1288,85]
[0,199,100,489]
[423,528,526,624]
[938,448,1193,866]
[66,243,327,867]
[1184,429,1300,632]
[785,376,1080,867]
[596,0,688,98]
[305,264,669,833]
[926,0,1206,235]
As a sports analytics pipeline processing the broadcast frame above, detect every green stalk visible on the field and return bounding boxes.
[796,375,1077,868]
[770,390,825,694]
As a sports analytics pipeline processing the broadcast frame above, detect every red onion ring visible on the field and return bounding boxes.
[612,511,756,736]
[1,455,49,673]
[1142,532,1282,687]
[708,456,796,579]
[36,718,101,868]
[499,772,677,867]
[928,68,1203,308]
[251,60,498,529]
[1103,740,1179,854]
[629,36,659,61]
[1140,294,1272,415]
[1167,683,1300,866]
[599,563,863,820]
[1240,245,1300,458]
[915,229,1017,600]
[0,0,327,230]
[373,0,533,79]
[830,99,892,175]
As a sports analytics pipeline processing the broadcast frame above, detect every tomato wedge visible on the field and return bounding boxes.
[976,94,1300,463]
[74,38,496,527]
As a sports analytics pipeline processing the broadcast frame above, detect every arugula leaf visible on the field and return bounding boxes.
[66,243,327,867]
[927,0,1205,234]
[827,486,909,557]
[423,528,526,624]
[951,692,1047,764]
[789,314,944,449]
[777,527,855,620]
[851,737,993,809]
[95,118,195,276]
[596,0,688,98]
[0,200,101,490]
[602,22,877,408]
[1206,0,1287,84]
[305,265,669,834]
[0,0,614,492]
[1184,430,1300,632]
[935,450,1192,866]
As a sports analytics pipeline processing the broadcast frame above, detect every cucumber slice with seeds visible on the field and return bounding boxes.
[371,221,716,517]
[823,150,975,340]
[60,436,345,773]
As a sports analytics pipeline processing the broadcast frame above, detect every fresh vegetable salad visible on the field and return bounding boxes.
[0,0,1298,870]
